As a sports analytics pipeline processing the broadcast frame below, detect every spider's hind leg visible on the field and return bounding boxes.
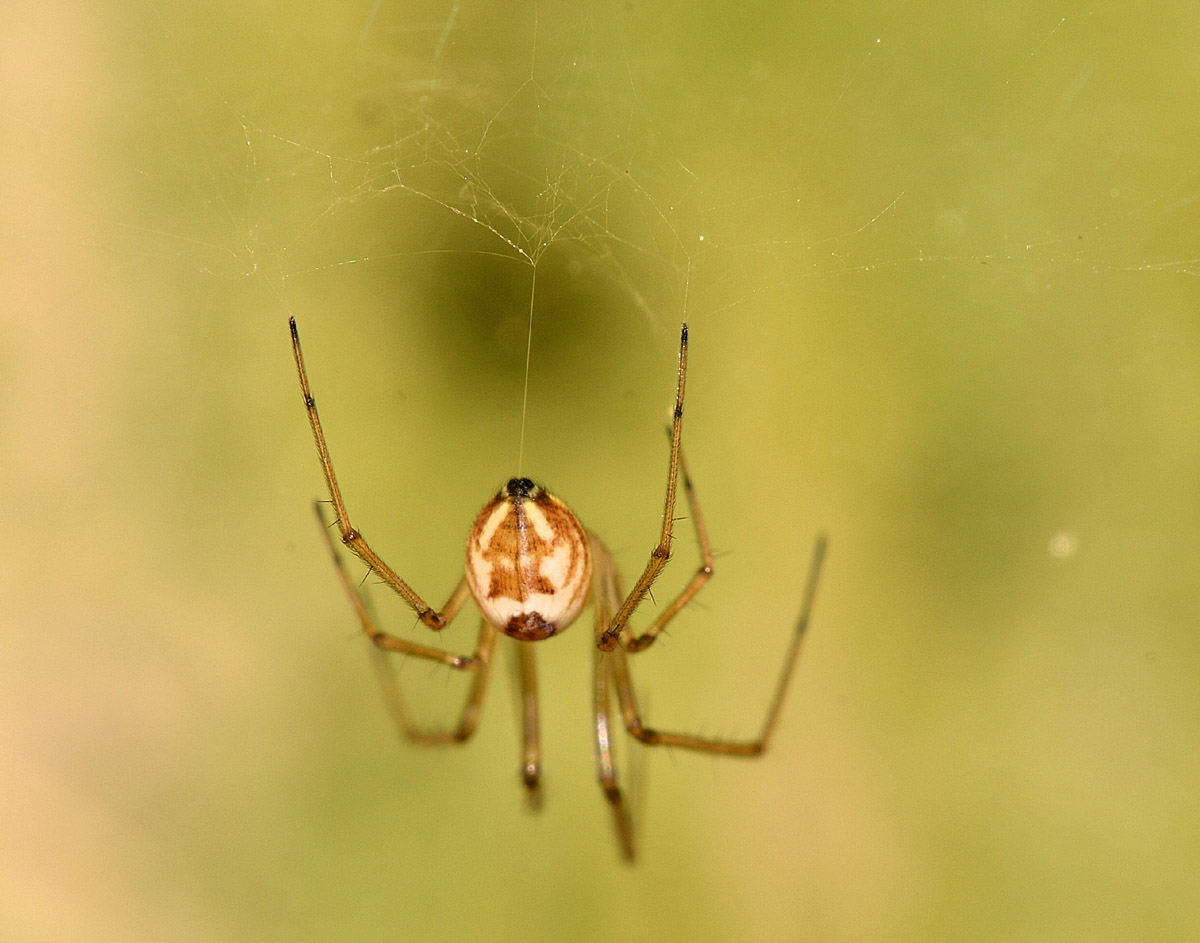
[314,502,497,744]
[589,537,638,861]
[513,640,544,808]
[370,627,496,745]
[611,533,827,757]
[594,647,638,861]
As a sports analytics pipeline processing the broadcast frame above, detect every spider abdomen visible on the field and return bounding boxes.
[465,478,593,640]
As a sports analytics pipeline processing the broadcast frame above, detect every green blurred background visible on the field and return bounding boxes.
[2,1,1198,940]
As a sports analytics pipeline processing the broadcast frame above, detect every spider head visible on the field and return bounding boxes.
[465,479,593,640]
[504,476,537,498]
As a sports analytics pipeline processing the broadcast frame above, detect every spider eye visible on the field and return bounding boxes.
[505,477,537,498]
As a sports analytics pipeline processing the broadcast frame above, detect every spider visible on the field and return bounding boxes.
[289,317,826,862]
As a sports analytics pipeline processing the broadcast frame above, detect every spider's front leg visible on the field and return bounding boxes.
[623,445,714,653]
[598,323,691,652]
[291,317,466,631]
[596,325,717,654]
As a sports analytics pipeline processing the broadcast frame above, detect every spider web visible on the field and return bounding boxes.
[3,2,1200,938]
[199,4,709,319]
